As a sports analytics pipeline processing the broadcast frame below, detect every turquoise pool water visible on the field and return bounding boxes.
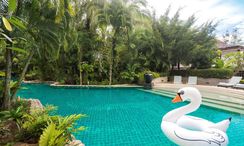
[17,84,244,146]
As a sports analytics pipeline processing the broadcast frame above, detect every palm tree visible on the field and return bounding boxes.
[0,0,75,109]
[102,0,147,85]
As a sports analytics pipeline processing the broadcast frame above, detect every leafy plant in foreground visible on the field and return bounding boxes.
[19,105,86,144]
[39,122,66,146]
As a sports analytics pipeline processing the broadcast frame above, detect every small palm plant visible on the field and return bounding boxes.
[39,122,66,146]
[39,114,86,146]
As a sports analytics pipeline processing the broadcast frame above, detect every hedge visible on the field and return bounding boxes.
[240,80,244,84]
[170,69,234,79]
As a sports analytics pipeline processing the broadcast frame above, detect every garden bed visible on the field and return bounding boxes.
[0,98,85,146]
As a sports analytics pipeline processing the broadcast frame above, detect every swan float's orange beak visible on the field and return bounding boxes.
[172,94,182,103]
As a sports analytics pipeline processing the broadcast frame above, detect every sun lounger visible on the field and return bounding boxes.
[174,76,182,84]
[233,84,244,89]
[217,76,242,87]
[187,76,197,85]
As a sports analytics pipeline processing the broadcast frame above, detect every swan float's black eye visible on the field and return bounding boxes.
[178,90,184,95]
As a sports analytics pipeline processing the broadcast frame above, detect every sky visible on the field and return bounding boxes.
[146,0,244,42]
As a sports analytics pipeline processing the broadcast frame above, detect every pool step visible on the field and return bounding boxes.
[202,101,244,115]
[202,98,244,111]
[144,89,244,114]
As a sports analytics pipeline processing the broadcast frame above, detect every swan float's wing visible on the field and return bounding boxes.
[174,128,228,146]
[177,115,214,131]
[177,116,231,132]
[161,121,228,146]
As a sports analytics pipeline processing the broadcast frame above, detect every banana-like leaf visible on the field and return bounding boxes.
[8,17,27,31]
[39,122,66,146]
[0,71,5,77]
[39,122,55,146]
[0,32,12,42]
[2,17,12,31]
[8,47,28,54]
[8,0,17,13]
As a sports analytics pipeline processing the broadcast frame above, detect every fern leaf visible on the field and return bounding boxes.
[39,122,55,146]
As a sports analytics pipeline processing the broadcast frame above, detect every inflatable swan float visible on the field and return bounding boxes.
[161,87,231,146]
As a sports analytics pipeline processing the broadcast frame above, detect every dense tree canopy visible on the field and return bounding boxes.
[0,0,219,109]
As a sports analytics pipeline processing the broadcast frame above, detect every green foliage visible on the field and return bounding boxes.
[0,107,23,130]
[38,114,86,146]
[79,63,94,73]
[120,71,139,83]
[39,122,66,146]
[0,0,223,92]
[170,69,233,79]
[240,80,244,84]
[119,64,140,83]
[8,47,28,54]
[8,0,17,13]
[223,52,244,72]
[19,105,86,143]
[189,69,233,79]
[25,69,40,80]
[213,58,224,68]
[0,99,29,131]
[19,105,57,142]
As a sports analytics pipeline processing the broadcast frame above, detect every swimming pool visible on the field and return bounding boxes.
[17,84,244,146]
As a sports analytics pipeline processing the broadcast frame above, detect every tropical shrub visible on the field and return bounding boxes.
[0,99,29,131]
[39,115,85,146]
[212,58,224,68]
[25,69,40,80]
[19,105,86,144]
[120,71,139,83]
[39,122,66,146]
[18,105,57,143]
[170,69,234,79]
[189,69,233,79]
[223,52,244,72]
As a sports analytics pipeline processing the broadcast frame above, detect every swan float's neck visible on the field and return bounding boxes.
[163,97,201,123]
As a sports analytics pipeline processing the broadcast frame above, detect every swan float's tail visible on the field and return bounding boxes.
[210,117,232,132]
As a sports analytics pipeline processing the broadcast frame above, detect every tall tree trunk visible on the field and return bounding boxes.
[126,27,132,65]
[2,48,12,110]
[109,37,116,85]
[109,62,112,85]
[79,47,83,85]
[80,70,83,85]
[11,51,34,99]
[177,61,180,70]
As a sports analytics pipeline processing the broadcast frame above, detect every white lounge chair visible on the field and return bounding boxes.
[234,84,244,89]
[173,76,182,84]
[187,76,197,85]
[217,76,242,87]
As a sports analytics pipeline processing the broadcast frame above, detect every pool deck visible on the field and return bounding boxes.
[152,83,244,114]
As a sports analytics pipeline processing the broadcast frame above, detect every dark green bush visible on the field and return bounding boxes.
[137,70,160,84]
[119,71,139,84]
[240,80,244,84]
[170,68,233,79]
[189,69,233,79]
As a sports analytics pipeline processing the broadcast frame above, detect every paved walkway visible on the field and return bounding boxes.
[154,83,244,99]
